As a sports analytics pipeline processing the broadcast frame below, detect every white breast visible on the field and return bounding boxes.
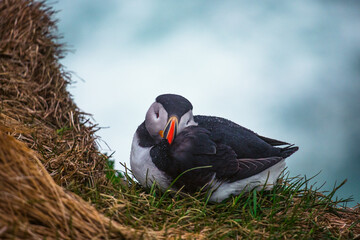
[130,133,171,190]
[209,159,286,202]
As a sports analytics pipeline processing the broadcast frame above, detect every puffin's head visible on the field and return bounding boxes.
[145,94,197,144]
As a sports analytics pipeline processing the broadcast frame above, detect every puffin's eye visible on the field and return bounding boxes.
[155,112,159,118]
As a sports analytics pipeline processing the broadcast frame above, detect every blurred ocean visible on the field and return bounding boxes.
[51,0,360,206]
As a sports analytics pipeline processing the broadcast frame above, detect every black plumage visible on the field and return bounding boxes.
[149,116,298,192]
[156,94,193,117]
[194,115,297,159]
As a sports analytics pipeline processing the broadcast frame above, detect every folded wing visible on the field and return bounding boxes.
[168,126,286,192]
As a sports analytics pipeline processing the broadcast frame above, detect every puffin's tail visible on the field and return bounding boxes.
[280,145,299,158]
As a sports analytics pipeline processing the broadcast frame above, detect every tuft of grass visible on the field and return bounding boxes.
[105,153,124,184]
[86,163,360,239]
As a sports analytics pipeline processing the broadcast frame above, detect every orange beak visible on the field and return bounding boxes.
[160,116,178,144]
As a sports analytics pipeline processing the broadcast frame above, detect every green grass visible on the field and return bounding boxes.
[82,159,358,239]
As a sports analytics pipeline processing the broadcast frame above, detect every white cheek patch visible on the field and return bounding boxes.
[158,106,168,127]
[145,102,168,138]
[178,110,198,132]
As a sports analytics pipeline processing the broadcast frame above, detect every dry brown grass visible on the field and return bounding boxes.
[0,131,145,239]
[0,0,106,190]
[0,0,153,239]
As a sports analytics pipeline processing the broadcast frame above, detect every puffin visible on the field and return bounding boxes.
[130,94,298,202]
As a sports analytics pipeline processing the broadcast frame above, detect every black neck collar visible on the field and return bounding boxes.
[136,121,156,147]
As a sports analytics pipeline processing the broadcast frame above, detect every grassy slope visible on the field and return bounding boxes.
[94,162,360,239]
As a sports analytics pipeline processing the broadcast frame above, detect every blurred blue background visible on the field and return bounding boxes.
[50,0,360,206]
